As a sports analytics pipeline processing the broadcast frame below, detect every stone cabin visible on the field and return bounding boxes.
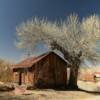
[12,51,70,88]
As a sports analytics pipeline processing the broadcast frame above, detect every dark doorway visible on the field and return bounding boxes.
[19,72,22,85]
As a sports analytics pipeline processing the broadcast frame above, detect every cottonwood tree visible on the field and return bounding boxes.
[16,14,100,89]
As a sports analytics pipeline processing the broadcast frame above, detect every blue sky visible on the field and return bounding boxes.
[0,0,100,62]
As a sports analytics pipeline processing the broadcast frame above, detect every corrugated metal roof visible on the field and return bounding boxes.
[13,52,49,69]
[13,51,69,69]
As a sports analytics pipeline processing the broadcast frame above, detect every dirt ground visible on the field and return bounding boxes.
[0,80,100,100]
[0,89,100,100]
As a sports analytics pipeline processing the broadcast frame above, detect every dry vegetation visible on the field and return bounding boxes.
[0,59,13,82]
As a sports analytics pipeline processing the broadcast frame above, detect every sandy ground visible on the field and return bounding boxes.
[84,96,100,100]
[78,80,100,92]
[0,80,100,100]
[0,89,100,100]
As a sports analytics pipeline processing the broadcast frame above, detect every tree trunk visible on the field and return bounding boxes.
[68,65,79,89]
[51,41,82,89]
[67,56,81,89]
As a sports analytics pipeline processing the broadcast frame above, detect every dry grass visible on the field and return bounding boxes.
[0,89,99,100]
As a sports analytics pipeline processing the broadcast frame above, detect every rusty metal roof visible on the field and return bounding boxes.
[13,52,49,69]
[13,51,69,69]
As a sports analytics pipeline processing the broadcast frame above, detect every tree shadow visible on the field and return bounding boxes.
[52,87,100,95]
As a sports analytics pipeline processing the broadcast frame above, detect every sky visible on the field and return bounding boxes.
[0,0,100,62]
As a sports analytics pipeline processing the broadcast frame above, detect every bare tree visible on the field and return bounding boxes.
[16,14,100,89]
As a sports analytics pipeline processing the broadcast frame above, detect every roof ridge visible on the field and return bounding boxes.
[13,50,70,69]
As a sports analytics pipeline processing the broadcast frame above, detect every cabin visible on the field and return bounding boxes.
[12,51,69,88]
[94,72,100,82]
